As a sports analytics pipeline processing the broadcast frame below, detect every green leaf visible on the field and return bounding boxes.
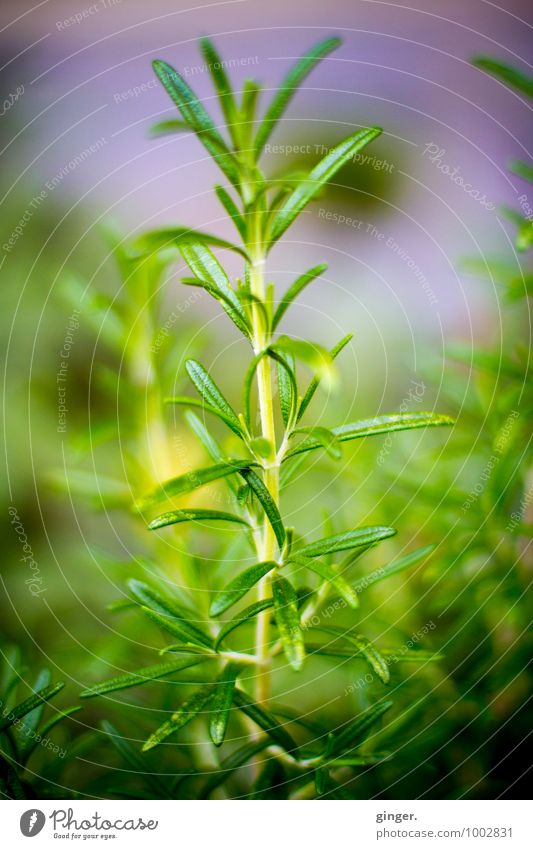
[215,186,246,239]
[329,700,393,757]
[296,526,396,558]
[285,412,454,460]
[249,436,274,460]
[269,127,382,244]
[23,706,82,761]
[101,721,169,797]
[291,426,341,460]
[276,353,296,426]
[272,264,328,329]
[209,663,239,746]
[472,56,533,98]
[345,634,390,683]
[354,545,434,593]
[240,468,286,548]
[138,459,252,508]
[297,333,352,422]
[290,555,358,608]
[141,607,213,650]
[210,561,278,617]
[254,37,342,155]
[152,59,240,184]
[272,336,336,387]
[149,508,250,531]
[233,688,297,753]
[272,575,305,671]
[199,37,238,141]
[149,118,190,136]
[135,226,248,260]
[509,160,533,184]
[127,578,193,621]
[180,245,250,337]
[80,657,210,698]
[143,685,216,751]
[17,669,51,751]
[214,599,274,650]
[181,276,251,339]
[165,395,247,436]
[0,755,26,799]
[184,410,229,469]
[0,682,65,733]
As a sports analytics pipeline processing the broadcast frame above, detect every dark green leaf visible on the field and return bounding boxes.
[143,685,216,751]
[80,657,210,698]
[472,56,533,98]
[210,561,278,617]
[345,634,390,683]
[149,118,190,136]
[152,59,240,184]
[272,575,305,671]
[199,37,238,141]
[138,459,253,508]
[141,607,213,650]
[276,353,296,426]
[17,669,51,751]
[149,508,250,531]
[233,688,297,753]
[127,578,193,621]
[101,721,169,797]
[209,663,239,746]
[239,468,286,548]
[200,740,269,798]
[0,682,65,733]
[272,264,328,329]
[255,37,342,155]
[269,127,382,244]
[286,412,454,459]
[296,526,396,558]
[214,599,275,650]
[23,707,82,761]
[180,246,250,337]
[329,700,393,757]
[181,276,250,339]
[215,186,246,239]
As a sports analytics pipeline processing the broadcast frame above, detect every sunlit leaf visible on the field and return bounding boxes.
[214,599,274,650]
[149,509,250,531]
[272,264,328,329]
[210,561,278,617]
[143,685,216,751]
[272,575,305,671]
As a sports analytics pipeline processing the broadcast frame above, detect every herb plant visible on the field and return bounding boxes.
[78,36,453,799]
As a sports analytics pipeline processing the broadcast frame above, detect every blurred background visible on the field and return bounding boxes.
[0,0,531,799]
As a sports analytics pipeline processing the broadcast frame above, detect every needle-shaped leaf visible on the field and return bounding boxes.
[472,56,533,98]
[17,669,51,751]
[345,634,390,683]
[509,160,533,184]
[152,59,240,185]
[254,36,342,155]
[272,264,328,329]
[181,276,251,338]
[210,561,278,617]
[269,127,382,244]
[273,351,297,426]
[149,118,190,136]
[200,740,270,798]
[143,684,216,751]
[289,555,358,608]
[291,426,341,460]
[297,333,352,422]
[233,688,297,753]
[135,226,249,259]
[354,545,434,594]
[23,706,82,762]
[271,336,336,387]
[141,607,213,650]
[101,721,170,797]
[286,412,454,460]
[165,395,247,436]
[214,599,274,650]
[209,663,239,746]
[184,410,227,465]
[328,700,393,758]
[0,682,65,733]
[138,459,253,508]
[239,468,286,548]
[296,526,396,559]
[127,579,193,621]
[272,575,305,671]
[215,186,246,239]
[149,508,250,531]
[181,245,250,337]
[80,656,210,698]
[199,37,239,142]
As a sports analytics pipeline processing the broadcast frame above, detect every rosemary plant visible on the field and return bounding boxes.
[82,36,453,798]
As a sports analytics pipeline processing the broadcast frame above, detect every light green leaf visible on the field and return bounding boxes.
[272,336,336,387]
[286,412,454,460]
[138,459,253,508]
[152,59,240,184]
[209,663,239,746]
[276,353,295,426]
[272,264,328,329]
[143,685,216,751]
[269,127,382,244]
[254,37,342,155]
[149,118,190,136]
[296,526,396,558]
[509,160,533,184]
[291,426,341,460]
[272,575,305,671]
[210,561,278,617]
[181,276,251,338]
[127,578,193,621]
[80,657,210,698]
[214,598,274,650]
[199,37,238,142]
[346,634,390,683]
[141,607,213,650]
[165,395,247,436]
[149,509,249,531]
[297,333,352,422]
[354,545,434,593]
[215,185,246,239]
[180,245,250,337]
[233,688,297,753]
[290,554,358,608]
[135,226,248,259]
